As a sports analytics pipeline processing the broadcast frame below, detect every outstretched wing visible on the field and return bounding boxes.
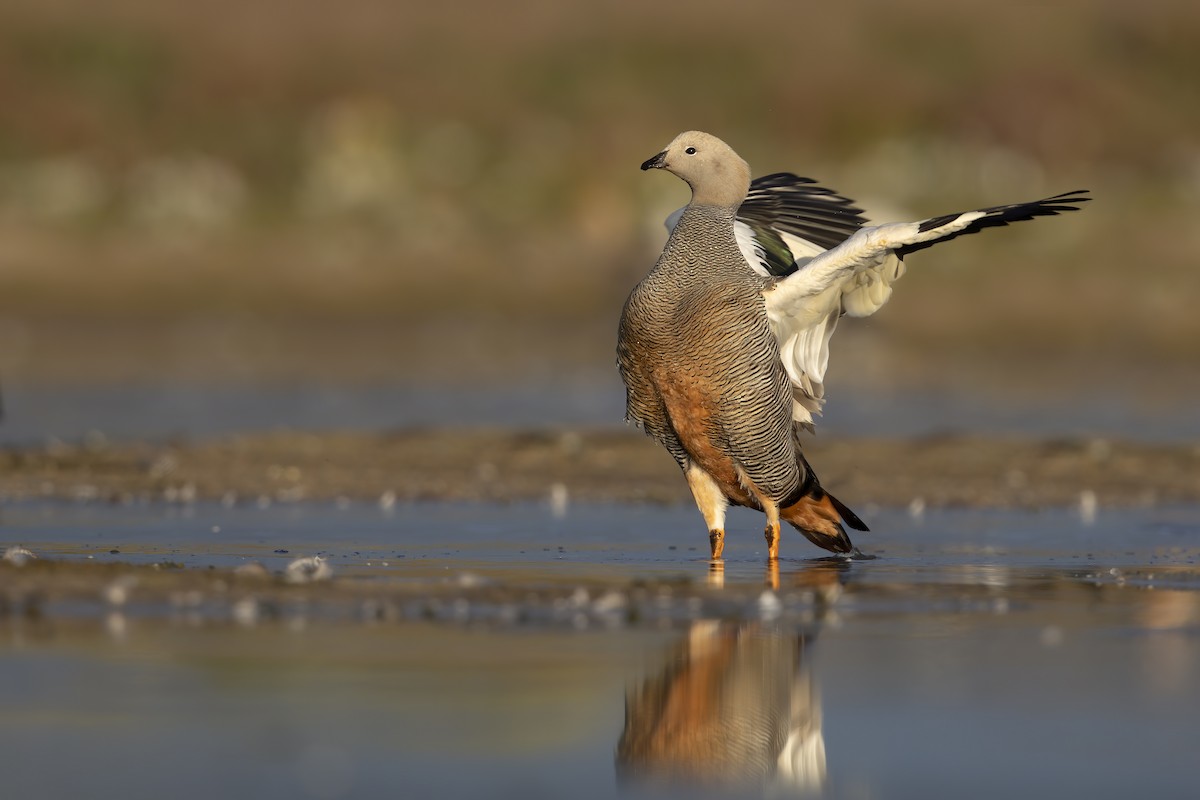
[765,190,1091,426]
[769,190,1090,303]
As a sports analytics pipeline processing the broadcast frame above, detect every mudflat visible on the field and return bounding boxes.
[2,427,1196,510]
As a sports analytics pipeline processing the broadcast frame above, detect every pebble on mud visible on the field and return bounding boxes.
[103,576,138,606]
[1079,490,1098,525]
[285,555,333,583]
[548,482,569,518]
[234,562,269,578]
[3,545,37,566]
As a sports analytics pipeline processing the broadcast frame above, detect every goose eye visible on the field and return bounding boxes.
[685,147,697,155]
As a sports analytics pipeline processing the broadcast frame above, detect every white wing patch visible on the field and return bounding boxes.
[774,296,840,428]
[764,214,987,426]
[733,220,771,277]
[775,231,824,263]
[733,222,828,278]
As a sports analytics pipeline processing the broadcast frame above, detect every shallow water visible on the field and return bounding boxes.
[2,501,1199,799]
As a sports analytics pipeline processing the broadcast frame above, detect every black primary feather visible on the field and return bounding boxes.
[901,190,1091,257]
[738,173,868,273]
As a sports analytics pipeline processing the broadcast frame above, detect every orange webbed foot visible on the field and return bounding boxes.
[708,529,725,560]
[764,520,780,560]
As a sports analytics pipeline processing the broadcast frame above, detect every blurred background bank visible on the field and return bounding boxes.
[0,0,1196,440]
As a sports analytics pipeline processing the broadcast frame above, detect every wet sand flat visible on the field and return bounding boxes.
[2,427,1198,510]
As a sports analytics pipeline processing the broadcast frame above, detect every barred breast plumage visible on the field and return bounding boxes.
[620,206,800,502]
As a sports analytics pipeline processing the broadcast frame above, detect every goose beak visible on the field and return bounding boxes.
[640,151,667,171]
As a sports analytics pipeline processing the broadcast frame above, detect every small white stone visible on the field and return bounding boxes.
[1079,490,1098,525]
[548,482,569,518]
[103,576,138,607]
[907,497,926,519]
[285,555,333,584]
[232,597,259,627]
[592,591,627,615]
[234,562,268,578]
[455,572,487,589]
[2,545,36,566]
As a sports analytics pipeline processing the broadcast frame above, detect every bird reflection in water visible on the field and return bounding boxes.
[616,561,844,794]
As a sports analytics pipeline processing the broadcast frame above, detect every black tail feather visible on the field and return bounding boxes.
[827,491,869,532]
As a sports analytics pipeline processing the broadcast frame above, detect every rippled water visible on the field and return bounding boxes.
[2,501,1199,799]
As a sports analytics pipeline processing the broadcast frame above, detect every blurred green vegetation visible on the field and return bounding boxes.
[0,0,1197,385]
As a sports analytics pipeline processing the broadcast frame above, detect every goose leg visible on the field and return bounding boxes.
[685,464,728,560]
[763,498,781,560]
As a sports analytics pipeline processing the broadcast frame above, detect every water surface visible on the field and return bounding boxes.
[2,501,1199,798]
